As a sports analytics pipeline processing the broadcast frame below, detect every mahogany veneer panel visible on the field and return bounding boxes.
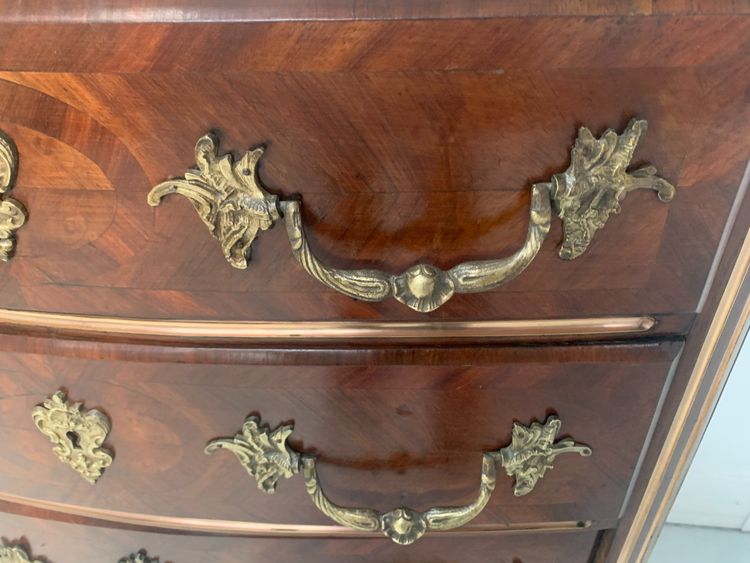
[0,340,680,527]
[0,16,745,321]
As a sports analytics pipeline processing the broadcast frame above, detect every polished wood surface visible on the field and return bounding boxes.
[0,340,681,528]
[0,310,662,343]
[0,15,745,322]
[0,6,747,562]
[1,0,748,23]
[0,506,599,563]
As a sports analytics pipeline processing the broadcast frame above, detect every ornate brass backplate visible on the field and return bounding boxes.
[0,131,27,261]
[31,390,114,484]
[0,543,158,563]
[118,550,160,563]
[147,134,279,269]
[206,414,589,545]
[0,545,41,563]
[550,120,674,260]
[149,119,674,312]
[497,416,592,496]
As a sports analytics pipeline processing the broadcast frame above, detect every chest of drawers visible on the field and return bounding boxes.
[0,2,749,562]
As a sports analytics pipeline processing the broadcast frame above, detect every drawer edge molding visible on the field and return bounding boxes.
[205,414,591,545]
[0,492,593,539]
[0,307,656,340]
[148,119,674,312]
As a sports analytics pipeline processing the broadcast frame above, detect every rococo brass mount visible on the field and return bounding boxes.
[205,414,590,545]
[149,119,674,312]
[0,131,27,261]
[32,390,114,484]
[0,544,41,563]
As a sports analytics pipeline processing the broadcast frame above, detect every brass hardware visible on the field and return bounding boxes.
[551,119,675,260]
[206,416,299,494]
[0,545,40,563]
[0,131,27,261]
[147,134,279,269]
[206,414,590,545]
[497,416,592,497]
[282,185,550,312]
[32,390,114,484]
[149,119,673,312]
[301,454,496,545]
[119,551,159,563]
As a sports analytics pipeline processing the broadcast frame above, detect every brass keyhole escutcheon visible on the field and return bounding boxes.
[66,430,81,449]
[32,390,114,484]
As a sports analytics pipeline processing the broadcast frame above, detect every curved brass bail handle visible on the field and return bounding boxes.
[148,119,674,313]
[204,414,591,546]
[301,453,497,545]
[281,182,552,313]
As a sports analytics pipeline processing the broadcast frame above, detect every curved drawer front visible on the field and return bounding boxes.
[0,16,747,322]
[0,339,681,530]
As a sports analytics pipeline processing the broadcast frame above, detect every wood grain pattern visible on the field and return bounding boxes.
[0,340,681,528]
[0,8,745,563]
[0,16,747,321]
[0,505,599,563]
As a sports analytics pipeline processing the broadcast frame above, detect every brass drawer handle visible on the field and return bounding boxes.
[281,186,551,312]
[31,390,114,484]
[149,119,674,312]
[205,414,590,545]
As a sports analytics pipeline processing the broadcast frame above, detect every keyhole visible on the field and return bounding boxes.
[66,431,81,449]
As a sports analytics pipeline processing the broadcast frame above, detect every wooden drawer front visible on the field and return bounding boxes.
[0,340,680,530]
[0,508,600,563]
[0,16,747,322]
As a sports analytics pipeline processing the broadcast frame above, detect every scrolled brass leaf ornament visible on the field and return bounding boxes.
[203,415,300,493]
[31,390,114,484]
[150,119,673,312]
[495,416,592,497]
[206,413,589,545]
[148,134,279,269]
[0,544,41,563]
[118,550,160,563]
[550,119,675,260]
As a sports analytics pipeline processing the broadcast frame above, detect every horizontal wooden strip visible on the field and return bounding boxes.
[0,308,654,341]
[0,491,592,538]
[1,18,747,74]
[0,2,744,24]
